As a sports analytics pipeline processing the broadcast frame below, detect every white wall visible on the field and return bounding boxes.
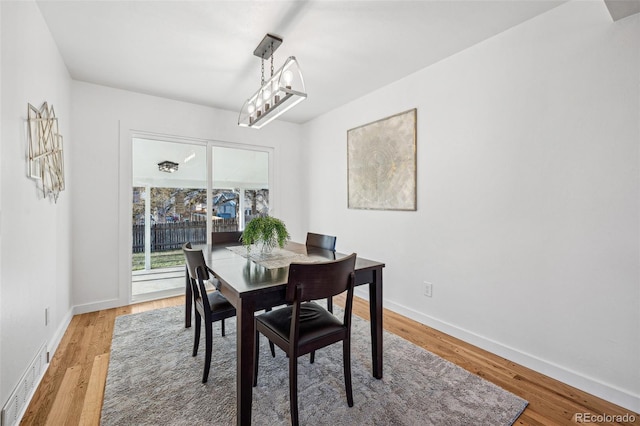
[70,82,305,312]
[303,0,639,411]
[0,0,73,405]
[0,1,4,405]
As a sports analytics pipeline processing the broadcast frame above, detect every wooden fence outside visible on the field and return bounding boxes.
[212,218,241,233]
[132,218,239,253]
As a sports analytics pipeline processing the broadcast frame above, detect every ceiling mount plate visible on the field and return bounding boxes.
[253,33,283,59]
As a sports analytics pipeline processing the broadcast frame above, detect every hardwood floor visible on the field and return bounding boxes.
[20,295,638,425]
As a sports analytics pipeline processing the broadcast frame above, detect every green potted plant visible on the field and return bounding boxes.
[241,215,290,254]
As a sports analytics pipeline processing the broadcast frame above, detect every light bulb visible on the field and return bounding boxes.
[271,80,281,104]
[256,96,263,108]
[247,102,255,114]
[283,70,293,87]
[262,88,271,100]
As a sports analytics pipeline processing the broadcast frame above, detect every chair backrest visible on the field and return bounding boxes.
[286,253,356,303]
[211,231,243,245]
[305,232,337,251]
[182,242,210,282]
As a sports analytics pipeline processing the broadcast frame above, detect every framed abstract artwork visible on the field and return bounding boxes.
[27,102,65,203]
[347,108,417,210]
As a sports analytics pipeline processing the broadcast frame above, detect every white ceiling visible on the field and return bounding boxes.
[36,0,569,125]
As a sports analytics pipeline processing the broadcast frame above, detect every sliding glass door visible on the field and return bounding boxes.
[131,137,271,300]
[131,138,207,298]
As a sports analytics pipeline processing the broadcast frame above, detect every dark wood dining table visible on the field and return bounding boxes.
[184,241,385,426]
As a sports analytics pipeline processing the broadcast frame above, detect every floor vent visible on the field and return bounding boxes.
[1,343,48,426]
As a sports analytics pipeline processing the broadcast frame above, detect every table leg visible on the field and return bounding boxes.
[236,299,256,426]
[369,267,383,379]
[185,266,192,328]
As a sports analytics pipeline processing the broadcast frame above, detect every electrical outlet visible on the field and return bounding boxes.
[424,282,433,297]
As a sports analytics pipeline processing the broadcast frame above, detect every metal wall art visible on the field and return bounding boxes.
[347,108,417,211]
[27,102,65,202]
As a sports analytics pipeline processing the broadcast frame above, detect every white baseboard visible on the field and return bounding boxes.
[1,343,46,426]
[2,307,73,426]
[48,308,74,361]
[73,287,183,315]
[72,297,127,315]
[354,288,640,413]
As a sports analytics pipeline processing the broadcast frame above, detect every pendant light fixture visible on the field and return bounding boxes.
[158,161,179,173]
[238,34,307,129]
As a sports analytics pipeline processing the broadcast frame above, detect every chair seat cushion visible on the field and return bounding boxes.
[206,291,235,314]
[256,302,345,347]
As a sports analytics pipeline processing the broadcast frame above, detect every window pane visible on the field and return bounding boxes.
[211,147,269,232]
[132,139,207,269]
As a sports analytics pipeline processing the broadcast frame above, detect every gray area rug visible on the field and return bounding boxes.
[102,306,527,425]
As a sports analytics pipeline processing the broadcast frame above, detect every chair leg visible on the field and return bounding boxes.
[253,329,260,387]
[262,308,276,357]
[343,338,353,407]
[203,320,213,383]
[289,355,299,426]
[192,312,201,356]
[318,300,331,364]
[221,318,226,336]
[310,351,315,364]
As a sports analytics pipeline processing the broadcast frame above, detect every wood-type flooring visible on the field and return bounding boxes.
[20,294,639,425]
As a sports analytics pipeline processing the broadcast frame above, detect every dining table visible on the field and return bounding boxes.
[184,241,385,426]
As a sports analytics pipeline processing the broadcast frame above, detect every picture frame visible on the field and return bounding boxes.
[347,108,417,210]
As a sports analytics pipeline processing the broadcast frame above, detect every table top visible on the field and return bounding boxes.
[204,241,384,299]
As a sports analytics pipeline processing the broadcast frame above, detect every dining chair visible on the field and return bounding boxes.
[305,232,337,251]
[304,232,338,364]
[182,242,236,383]
[184,231,241,329]
[305,232,337,313]
[253,253,357,426]
[211,230,243,245]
